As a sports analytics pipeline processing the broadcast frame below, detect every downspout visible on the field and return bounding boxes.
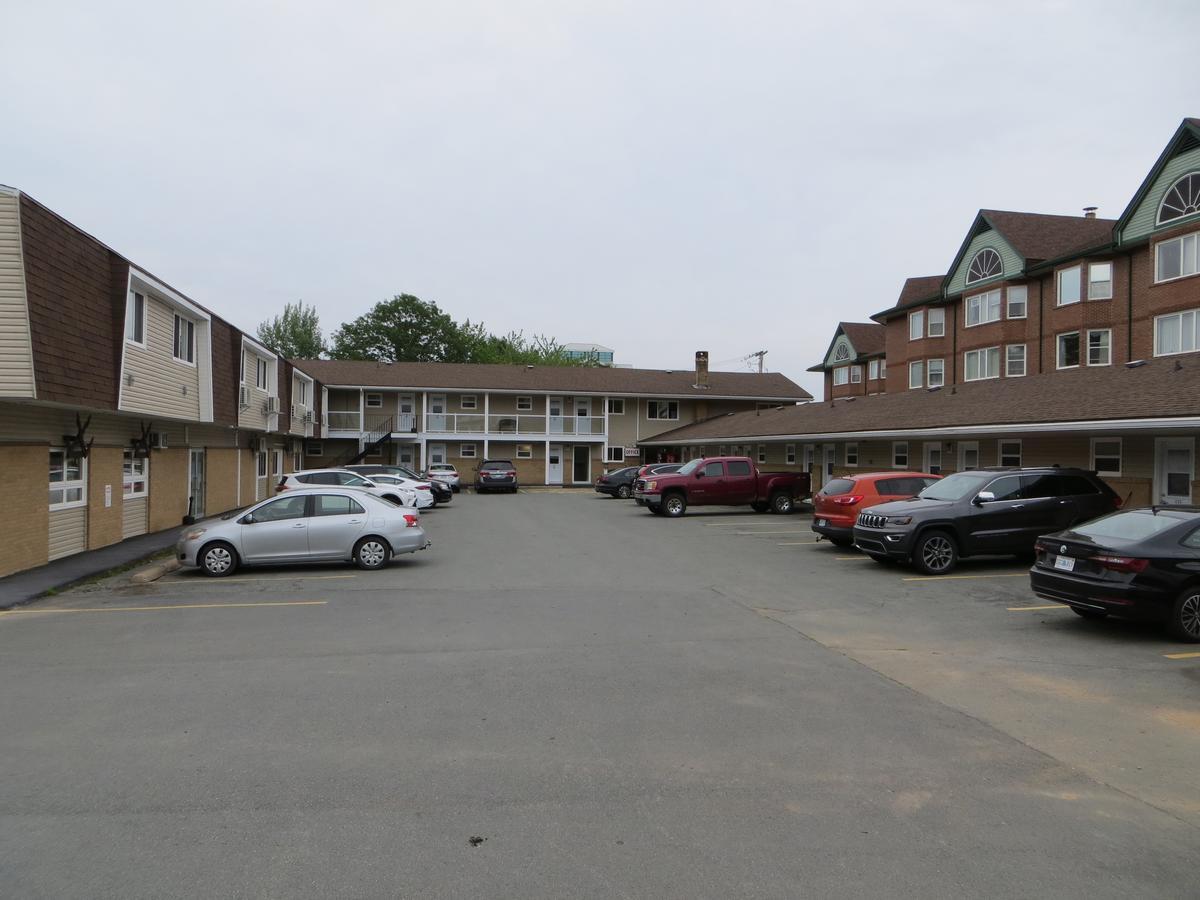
[1126,251,1133,361]
[951,302,957,384]
[1037,278,1045,373]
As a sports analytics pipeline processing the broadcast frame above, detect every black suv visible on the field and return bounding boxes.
[852,467,1120,575]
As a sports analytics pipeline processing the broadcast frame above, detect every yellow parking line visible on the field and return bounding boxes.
[835,556,869,561]
[157,575,357,586]
[0,601,327,615]
[1007,604,1066,611]
[1164,651,1200,660]
[903,573,1028,582]
[777,541,817,545]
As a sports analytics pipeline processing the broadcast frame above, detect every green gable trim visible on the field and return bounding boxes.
[946,230,1022,296]
[824,334,855,368]
[1119,144,1200,245]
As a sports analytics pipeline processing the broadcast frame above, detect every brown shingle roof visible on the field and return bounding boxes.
[838,322,886,357]
[980,209,1115,265]
[641,359,1200,443]
[290,359,812,401]
[874,275,944,320]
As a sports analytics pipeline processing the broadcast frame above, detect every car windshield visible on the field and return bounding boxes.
[1073,510,1188,542]
[676,459,702,476]
[482,461,513,471]
[917,471,994,501]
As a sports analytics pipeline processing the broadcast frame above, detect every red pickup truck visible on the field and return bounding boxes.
[633,456,811,517]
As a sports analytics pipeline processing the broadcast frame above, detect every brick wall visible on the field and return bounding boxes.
[149,447,188,531]
[0,445,49,577]
[206,448,240,515]
[85,446,124,549]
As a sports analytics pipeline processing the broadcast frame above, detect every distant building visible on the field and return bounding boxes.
[564,343,615,366]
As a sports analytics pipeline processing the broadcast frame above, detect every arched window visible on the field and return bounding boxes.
[966,248,1002,284]
[833,342,850,361]
[1158,172,1200,225]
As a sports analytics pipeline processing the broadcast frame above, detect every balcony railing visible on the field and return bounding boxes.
[424,413,487,434]
[547,415,605,435]
[486,414,547,434]
[330,410,606,436]
[326,410,362,431]
[327,411,419,433]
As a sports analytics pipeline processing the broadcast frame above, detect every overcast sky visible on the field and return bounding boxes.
[3,1,1197,397]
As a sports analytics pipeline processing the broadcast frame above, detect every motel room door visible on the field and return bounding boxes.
[1156,438,1194,505]
[572,445,590,484]
[548,444,564,485]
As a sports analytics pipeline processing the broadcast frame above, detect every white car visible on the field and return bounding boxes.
[276,469,432,509]
[426,463,460,492]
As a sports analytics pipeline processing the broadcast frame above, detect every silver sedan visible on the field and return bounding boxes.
[176,488,431,576]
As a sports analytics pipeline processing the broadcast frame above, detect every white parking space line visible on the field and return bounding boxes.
[777,541,818,546]
[1006,604,1067,612]
[156,575,358,586]
[731,530,813,536]
[902,573,1028,582]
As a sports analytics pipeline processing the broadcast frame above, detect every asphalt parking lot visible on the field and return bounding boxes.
[1,490,1197,898]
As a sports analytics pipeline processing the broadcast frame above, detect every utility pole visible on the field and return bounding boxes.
[750,350,767,373]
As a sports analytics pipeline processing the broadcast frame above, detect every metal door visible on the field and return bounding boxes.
[548,444,563,484]
[188,449,206,519]
[1157,438,1194,505]
[572,445,590,484]
[549,397,564,433]
[924,443,942,475]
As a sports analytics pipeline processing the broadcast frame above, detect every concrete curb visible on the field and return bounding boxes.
[130,559,182,585]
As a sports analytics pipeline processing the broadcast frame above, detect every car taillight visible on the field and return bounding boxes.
[277,484,288,492]
[832,495,864,505]
[417,485,431,491]
[403,514,419,527]
[1089,555,1149,573]
[1113,496,1124,509]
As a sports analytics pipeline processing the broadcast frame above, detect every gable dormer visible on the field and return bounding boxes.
[1117,118,1200,246]
[945,215,1022,297]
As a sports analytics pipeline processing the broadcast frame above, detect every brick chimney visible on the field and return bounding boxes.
[694,351,709,388]
[1083,206,1098,219]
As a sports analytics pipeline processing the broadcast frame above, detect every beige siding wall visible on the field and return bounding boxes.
[121,296,201,419]
[0,191,35,398]
[122,496,149,539]
[48,507,87,561]
[290,373,312,435]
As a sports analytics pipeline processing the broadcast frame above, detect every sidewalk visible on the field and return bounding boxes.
[0,527,183,609]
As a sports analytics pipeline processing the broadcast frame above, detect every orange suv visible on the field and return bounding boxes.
[812,471,941,547]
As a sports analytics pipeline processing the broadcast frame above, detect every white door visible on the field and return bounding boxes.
[189,449,206,518]
[1156,438,1194,505]
[924,442,942,475]
[429,394,446,432]
[428,443,447,466]
[958,441,980,471]
[548,444,563,484]
[549,396,564,433]
[399,394,415,432]
[803,445,815,482]
[823,444,836,482]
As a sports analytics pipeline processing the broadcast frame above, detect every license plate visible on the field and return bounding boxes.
[816,518,826,527]
[1053,555,1075,572]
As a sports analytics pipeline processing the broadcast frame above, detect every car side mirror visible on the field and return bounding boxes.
[240,514,256,524]
[973,491,995,505]
[695,470,705,478]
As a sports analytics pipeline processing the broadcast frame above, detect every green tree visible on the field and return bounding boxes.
[256,301,326,359]
[330,294,467,362]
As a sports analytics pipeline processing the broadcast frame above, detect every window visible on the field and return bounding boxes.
[1091,438,1122,476]
[786,444,796,465]
[850,365,862,384]
[647,400,679,420]
[256,357,269,390]
[1088,262,1113,300]
[718,445,727,456]
[1155,233,1199,282]
[460,443,477,458]
[833,366,849,386]
[965,289,1002,327]
[702,461,724,477]
[122,451,149,498]
[1087,329,1112,366]
[966,247,1002,284]
[606,398,624,415]
[909,310,925,341]
[1057,266,1082,306]
[927,359,945,388]
[868,359,879,380]
[256,452,267,478]
[516,444,533,459]
[272,450,283,476]
[983,474,1024,502]
[49,448,87,509]
[172,314,195,363]
[927,307,945,338]
[1057,331,1081,369]
[909,360,924,389]
[1157,172,1200,225]
[728,460,752,476]
[305,441,322,457]
[254,495,308,522]
[1006,344,1026,377]
[845,443,858,466]
[365,393,383,408]
[606,446,624,463]
[315,495,365,516]
[880,359,887,379]
[892,442,909,469]
[998,440,1021,467]
[125,292,145,344]
[296,380,308,405]
[757,445,767,464]
[517,396,533,412]
[833,342,850,361]
[959,441,979,471]
[1006,285,1027,319]
[460,394,477,410]
[1154,309,1198,356]
[964,346,1000,381]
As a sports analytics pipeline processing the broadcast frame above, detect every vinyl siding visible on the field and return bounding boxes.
[48,507,87,560]
[1121,146,1200,244]
[121,296,201,419]
[0,191,36,397]
[946,230,1022,296]
[121,496,148,538]
[238,347,273,431]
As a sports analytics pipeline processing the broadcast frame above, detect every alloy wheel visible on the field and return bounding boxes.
[921,535,954,573]
[1180,593,1200,639]
[665,496,684,516]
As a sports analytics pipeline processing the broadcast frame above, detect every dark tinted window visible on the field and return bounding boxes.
[984,474,1024,502]
[1058,474,1100,496]
[703,462,724,477]
[253,495,308,521]
[727,460,752,476]
[877,477,921,496]
[301,472,339,485]
[1020,473,1060,499]
[1181,525,1200,549]
[482,461,514,471]
[315,495,365,516]
[823,478,856,496]
[1078,511,1188,542]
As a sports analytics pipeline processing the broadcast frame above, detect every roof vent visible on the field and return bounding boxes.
[1083,206,1098,219]
[1125,359,1147,369]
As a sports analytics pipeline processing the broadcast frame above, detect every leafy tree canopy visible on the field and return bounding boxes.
[256,300,326,359]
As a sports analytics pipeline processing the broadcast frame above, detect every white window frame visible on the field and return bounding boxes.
[1154,232,1199,284]
[998,439,1022,468]
[255,357,269,390]
[306,441,323,457]
[845,443,858,467]
[908,360,924,390]
[125,291,146,346]
[1006,344,1027,377]
[605,446,624,463]
[460,394,478,410]
[606,397,624,415]
[172,313,195,365]
[786,444,796,465]
[833,366,849,386]
[965,289,1002,327]
[927,358,945,388]
[1088,262,1113,300]
[964,346,1000,381]
[909,310,925,341]
[892,441,909,469]
[1090,437,1122,476]
[880,359,887,380]
[1057,331,1081,370]
[646,400,679,421]
[1087,328,1112,367]
[927,307,945,337]
[460,443,477,458]
[516,444,533,459]
[516,396,533,412]
[49,447,88,511]
[123,450,148,498]
[850,365,862,384]
[1006,285,1027,319]
[958,441,980,471]
[757,444,767,464]
[272,449,284,475]
[365,392,383,408]
[1153,308,1199,357]
[1056,265,1082,306]
[868,359,879,380]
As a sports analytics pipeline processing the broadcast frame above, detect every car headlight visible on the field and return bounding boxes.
[645,480,657,491]
[184,527,207,541]
[885,516,912,526]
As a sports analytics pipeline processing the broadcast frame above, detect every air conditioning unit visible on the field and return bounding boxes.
[304,410,314,424]
[255,437,268,453]
[264,396,279,414]
[290,404,296,417]
[150,432,168,450]
[239,386,249,408]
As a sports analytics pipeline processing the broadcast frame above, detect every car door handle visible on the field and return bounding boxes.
[292,522,307,528]
[347,519,363,525]
[1011,504,1025,509]
[1058,500,1072,505]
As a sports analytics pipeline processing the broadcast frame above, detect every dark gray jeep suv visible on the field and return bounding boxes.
[852,467,1120,575]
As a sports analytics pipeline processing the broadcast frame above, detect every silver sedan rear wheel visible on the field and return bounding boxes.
[355,537,391,570]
